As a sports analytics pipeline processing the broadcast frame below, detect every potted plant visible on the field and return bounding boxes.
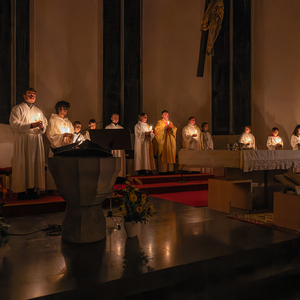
[117,175,155,237]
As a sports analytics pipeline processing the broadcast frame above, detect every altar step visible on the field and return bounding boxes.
[0,173,214,217]
[129,173,214,195]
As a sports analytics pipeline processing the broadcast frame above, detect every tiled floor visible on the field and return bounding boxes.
[0,196,298,300]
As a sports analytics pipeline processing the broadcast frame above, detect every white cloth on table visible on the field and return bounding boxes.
[266,135,283,150]
[105,123,126,177]
[291,134,300,150]
[9,102,48,193]
[239,132,256,149]
[243,150,300,172]
[134,121,155,171]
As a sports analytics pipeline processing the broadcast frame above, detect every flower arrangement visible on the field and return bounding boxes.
[118,175,155,224]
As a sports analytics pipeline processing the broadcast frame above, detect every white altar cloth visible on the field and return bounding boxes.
[242,150,300,172]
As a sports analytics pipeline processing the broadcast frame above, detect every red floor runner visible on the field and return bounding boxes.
[151,190,208,207]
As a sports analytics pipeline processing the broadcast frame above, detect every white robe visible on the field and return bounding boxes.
[267,135,283,150]
[9,102,48,193]
[182,123,201,172]
[201,131,214,150]
[47,113,74,153]
[84,130,91,141]
[73,132,85,143]
[291,134,300,150]
[105,123,126,177]
[134,121,155,171]
[239,132,256,149]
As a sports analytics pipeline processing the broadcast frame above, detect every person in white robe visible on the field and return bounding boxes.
[134,113,156,175]
[73,121,86,144]
[105,113,126,178]
[239,125,256,149]
[84,119,96,141]
[267,127,283,150]
[47,101,74,155]
[181,117,201,172]
[290,125,300,150]
[200,122,214,173]
[9,88,48,200]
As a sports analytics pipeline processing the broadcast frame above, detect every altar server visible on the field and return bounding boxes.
[9,88,48,199]
[200,122,213,150]
[73,121,85,143]
[239,126,256,149]
[47,101,74,154]
[291,125,300,150]
[84,119,96,141]
[154,110,177,174]
[105,113,126,178]
[182,117,201,172]
[134,113,156,175]
[267,127,283,150]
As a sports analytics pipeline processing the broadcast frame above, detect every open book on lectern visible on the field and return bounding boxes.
[89,129,132,151]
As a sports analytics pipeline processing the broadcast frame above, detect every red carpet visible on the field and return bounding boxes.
[151,190,208,207]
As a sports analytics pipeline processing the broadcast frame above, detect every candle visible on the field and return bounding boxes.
[35,113,41,122]
[275,137,281,144]
[167,121,169,125]
[150,126,152,131]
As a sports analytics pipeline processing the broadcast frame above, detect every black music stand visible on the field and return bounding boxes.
[90,129,132,229]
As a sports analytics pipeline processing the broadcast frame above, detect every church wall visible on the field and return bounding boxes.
[142,0,211,150]
[30,0,103,128]
[252,0,300,150]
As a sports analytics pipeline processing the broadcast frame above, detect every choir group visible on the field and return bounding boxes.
[8,88,300,199]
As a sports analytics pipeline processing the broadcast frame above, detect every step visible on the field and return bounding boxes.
[132,173,214,184]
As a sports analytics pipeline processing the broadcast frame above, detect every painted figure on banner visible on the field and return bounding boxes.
[9,88,48,200]
[105,113,126,178]
[134,113,156,176]
[181,117,201,172]
[154,110,177,174]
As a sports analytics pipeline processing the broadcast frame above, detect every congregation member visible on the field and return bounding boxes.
[154,110,177,174]
[182,117,201,172]
[200,122,213,150]
[291,125,300,150]
[105,113,126,178]
[266,127,283,150]
[134,113,156,175]
[47,101,74,155]
[84,118,97,141]
[9,88,48,200]
[73,121,85,143]
[239,125,256,149]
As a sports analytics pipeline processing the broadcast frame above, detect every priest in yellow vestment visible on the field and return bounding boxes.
[154,110,177,173]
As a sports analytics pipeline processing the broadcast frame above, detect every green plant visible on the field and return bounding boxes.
[118,175,155,224]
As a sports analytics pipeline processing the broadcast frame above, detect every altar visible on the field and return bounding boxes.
[178,150,300,212]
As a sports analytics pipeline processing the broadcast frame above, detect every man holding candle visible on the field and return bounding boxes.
[154,110,177,174]
[47,101,74,154]
[134,113,156,175]
[239,126,256,149]
[9,87,48,200]
[181,117,201,172]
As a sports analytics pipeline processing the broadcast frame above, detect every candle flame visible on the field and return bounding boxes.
[150,126,152,130]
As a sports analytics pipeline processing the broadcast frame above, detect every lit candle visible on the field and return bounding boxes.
[150,126,152,131]
[167,121,169,125]
[35,113,41,122]
[275,137,281,144]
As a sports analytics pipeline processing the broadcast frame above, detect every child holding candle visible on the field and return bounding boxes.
[134,113,156,175]
[73,121,86,143]
[290,125,300,150]
[239,125,256,149]
[267,127,283,150]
